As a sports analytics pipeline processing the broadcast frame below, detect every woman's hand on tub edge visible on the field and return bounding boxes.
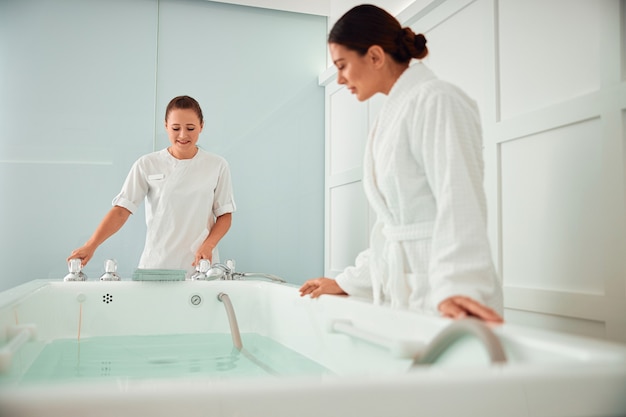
[438,296,503,323]
[300,278,347,298]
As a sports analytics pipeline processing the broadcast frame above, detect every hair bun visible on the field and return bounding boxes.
[414,33,427,51]
[397,28,428,60]
[397,27,414,45]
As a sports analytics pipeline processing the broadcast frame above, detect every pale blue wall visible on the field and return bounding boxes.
[0,0,326,290]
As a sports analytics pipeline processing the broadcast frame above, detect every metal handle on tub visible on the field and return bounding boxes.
[190,258,286,283]
[100,259,122,281]
[0,324,37,374]
[64,258,88,281]
[330,319,425,359]
[329,318,507,365]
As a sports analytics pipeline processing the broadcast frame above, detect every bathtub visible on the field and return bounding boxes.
[0,279,625,417]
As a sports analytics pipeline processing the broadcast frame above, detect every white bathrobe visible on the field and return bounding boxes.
[335,63,503,315]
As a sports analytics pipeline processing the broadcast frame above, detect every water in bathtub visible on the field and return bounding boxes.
[3,332,331,385]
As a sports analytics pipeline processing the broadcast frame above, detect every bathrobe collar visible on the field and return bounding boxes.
[388,62,437,100]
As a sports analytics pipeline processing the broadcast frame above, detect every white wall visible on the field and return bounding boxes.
[0,0,327,290]
[321,0,626,343]
[209,0,331,16]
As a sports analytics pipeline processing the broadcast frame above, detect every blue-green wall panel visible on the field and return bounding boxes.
[155,0,326,282]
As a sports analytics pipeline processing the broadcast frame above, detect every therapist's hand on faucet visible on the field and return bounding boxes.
[66,206,131,269]
[299,278,348,298]
[193,243,214,266]
[438,296,503,323]
[67,244,96,267]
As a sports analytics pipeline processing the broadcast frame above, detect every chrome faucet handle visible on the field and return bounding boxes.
[198,259,211,273]
[68,258,82,273]
[190,259,212,280]
[225,259,235,271]
[100,259,121,281]
[64,258,87,281]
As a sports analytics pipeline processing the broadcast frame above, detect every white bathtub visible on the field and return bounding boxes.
[0,279,625,417]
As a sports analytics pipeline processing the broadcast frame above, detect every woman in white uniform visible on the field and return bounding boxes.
[68,95,236,275]
[299,5,503,322]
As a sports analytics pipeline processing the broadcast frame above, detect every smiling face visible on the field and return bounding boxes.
[330,42,380,102]
[165,108,203,159]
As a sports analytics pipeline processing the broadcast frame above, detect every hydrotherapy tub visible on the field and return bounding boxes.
[0,279,625,417]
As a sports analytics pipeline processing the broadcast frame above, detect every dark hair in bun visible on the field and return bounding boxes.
[328,4,428,64]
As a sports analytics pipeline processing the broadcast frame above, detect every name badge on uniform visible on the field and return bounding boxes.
[148,174,164,180]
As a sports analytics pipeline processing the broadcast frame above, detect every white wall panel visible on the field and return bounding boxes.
[325,82,371,277]
[329,88,369,176]
[501,119,604,294]
[504,309,606,340]
[329,182,369,273]
[498,0,605,120]
[413,0,490,120]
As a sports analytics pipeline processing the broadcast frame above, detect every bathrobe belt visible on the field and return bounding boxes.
[378,220,435,308]
[382,221,434,242]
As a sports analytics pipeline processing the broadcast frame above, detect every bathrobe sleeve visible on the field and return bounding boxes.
[334,248,374,300]
[414,86,500,309]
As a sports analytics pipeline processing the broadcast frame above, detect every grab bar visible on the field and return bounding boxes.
[217,292,243,350]
[330,319,425,359]
[0,324,37,373]
[329,318,507,365]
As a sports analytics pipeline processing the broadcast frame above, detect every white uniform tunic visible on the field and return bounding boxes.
[336,63,503,315]
[112,148,236,275]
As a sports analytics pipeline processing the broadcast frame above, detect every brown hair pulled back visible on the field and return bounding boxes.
[329,4,428,64]
[165,95,204,124]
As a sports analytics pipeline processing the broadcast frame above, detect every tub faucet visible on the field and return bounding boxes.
[193,259,286,283]
[64,258,87,282]
[207,259,237,280]
[190,259,212,280]
[99,259,121,281]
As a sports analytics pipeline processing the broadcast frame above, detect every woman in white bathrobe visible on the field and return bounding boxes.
[68,96,236,276]
[300,5,503,322]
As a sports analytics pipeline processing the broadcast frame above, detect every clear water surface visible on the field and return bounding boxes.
[16,333,331,384]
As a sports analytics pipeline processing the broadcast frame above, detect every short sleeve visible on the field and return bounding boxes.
[212,160,236,217]
[112,159,148,214]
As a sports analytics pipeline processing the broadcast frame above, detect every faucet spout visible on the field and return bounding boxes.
[207,263,233,280]
[189,259,286,283]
